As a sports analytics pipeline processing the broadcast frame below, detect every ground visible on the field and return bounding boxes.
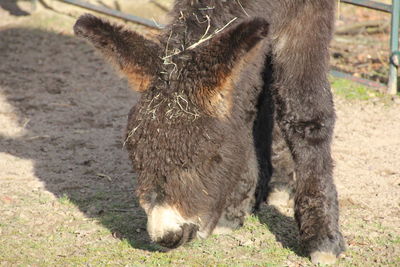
[0,0,399,266]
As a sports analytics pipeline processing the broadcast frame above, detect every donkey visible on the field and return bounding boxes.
[73,0,345,264]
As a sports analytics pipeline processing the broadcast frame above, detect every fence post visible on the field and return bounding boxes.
[388,0,400,94]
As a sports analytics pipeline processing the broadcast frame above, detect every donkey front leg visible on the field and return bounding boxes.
[270,3,345,264]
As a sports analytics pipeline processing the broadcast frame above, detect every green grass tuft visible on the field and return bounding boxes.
[58,193,74,206]
[330,77,383,101]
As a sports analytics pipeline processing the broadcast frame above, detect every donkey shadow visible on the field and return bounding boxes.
[0,26,302,255]
[0,26,161,251]
[257,205,305,256]
[0,0,30,16]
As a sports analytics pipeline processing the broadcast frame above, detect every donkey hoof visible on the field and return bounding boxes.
[306,232,345,265]
[156,223,199,248]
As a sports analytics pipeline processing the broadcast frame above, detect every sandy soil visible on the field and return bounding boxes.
[0,0,399,265]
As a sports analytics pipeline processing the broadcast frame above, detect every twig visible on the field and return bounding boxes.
[198,6,215,11]
[96,173,112,181]
[236,0,249,17]
[23,118,30,128]
[193,12,209,24]
[123,121,142,148]
[164,30,173,59]
[198,15,211,42]
[336,20,388,35]
[174,93,200,118]
[187,17,237,50]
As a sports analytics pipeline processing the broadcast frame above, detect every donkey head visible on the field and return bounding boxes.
[74,14,269,248]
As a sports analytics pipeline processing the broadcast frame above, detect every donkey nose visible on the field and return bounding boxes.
[146,205,199,248]
[156,223,199,248]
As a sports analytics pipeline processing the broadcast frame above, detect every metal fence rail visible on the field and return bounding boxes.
[58,0,163,29]
[341,0,392,12]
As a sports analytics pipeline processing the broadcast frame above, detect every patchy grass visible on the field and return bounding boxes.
[330,77,400,107]
[1,195,398,266]
[330,77,384,101]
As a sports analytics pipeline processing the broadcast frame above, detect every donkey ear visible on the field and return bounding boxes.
[195,18,269,64]
[74,14,162,92]
[190,18,269,116]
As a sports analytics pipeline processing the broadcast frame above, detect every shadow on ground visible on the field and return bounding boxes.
[257,205,305,257]
[0,0,30,16]
[0,26,161,251]
[0,25,301,255]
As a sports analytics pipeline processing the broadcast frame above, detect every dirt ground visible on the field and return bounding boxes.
[0,0,399,266]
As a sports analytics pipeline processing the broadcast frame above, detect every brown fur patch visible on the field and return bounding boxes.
[201,74,234,119]
[125,66,152,92]
[198,42,265,119]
